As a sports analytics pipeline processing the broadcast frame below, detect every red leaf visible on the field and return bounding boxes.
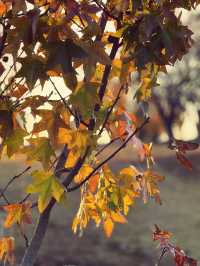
[176,151,193,171]
[169,139,199,153]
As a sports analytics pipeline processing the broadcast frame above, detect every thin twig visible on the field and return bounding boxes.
[98,85,124,135]
[67,117,150,191]
[0,166,31,200]
[49,77,89,128]
[71,18,84,30]
[93,0,119,21]
[95,10,108,42]
[95,137,120,157]
[17,222,29,248]
[19,194,31,204]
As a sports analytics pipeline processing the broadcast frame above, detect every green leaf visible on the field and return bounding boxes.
[70,82,100,119]
[26,170,65,213]
[23,138,55,169]
[4,128,27,157]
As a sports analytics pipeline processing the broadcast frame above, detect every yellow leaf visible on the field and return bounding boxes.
[52,177,65,202]
[103,218,114,238]
[65,150,78,168]
[119,166,139,177]
[58,128,72,145]
[74,164,93,183]
[58,128,89,151]
[111,212,127,224]
[0,237,15,265]
[137,77,152,101]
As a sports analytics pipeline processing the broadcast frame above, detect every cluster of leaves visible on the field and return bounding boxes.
[153,225,197,266]
[0,0,199,265]
[72,153,164,237]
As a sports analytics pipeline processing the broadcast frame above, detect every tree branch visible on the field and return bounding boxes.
[49,77,89,128]
[0,166,31,200]
[63,147,90,188]
[98,38,120,102]
[68,117,150,192]
[95,136,120,157]
[20,146,69,266]
[20,199,55,266]
[98,85,124,135]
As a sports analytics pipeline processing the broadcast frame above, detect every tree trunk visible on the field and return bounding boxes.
[20,200,55,266]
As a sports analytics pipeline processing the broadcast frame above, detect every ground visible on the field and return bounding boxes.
[0,144,200,266]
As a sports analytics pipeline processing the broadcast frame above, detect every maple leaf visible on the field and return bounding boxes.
[58,128,92,168]
[176,151,193,171]
[16,55,48,90]
[32,107,69,147]
[0,237,15,265]
[103,218,114,238]
[3,201,32,229]
[168,139,199,171]
[45,40,87,90]
[153,225,197,266]
[140,170,165,204]
[23,137,55,169]
[69,82,100,119]
[0,2,6,16]
[88,173,99,193]
[74,164,93,183]
[111,211,127,224]
[4,127,28,157]
[58,128,89,150]
[26,170,65,213]
[77,40,111,66]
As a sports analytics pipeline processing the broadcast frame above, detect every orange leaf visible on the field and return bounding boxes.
[3,202,32,228]
[153,224,172,241]
[103,218,114,238]
[0,237,15,265]
[88,174,99,193]
[0,2,6,16]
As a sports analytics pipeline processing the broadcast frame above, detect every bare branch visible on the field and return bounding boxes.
[0,166,31,200]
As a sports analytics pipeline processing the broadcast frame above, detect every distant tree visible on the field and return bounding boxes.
[152,11,200,139]
[0,1,199,266]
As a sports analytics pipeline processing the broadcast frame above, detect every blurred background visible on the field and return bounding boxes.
[0,6,200,266]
